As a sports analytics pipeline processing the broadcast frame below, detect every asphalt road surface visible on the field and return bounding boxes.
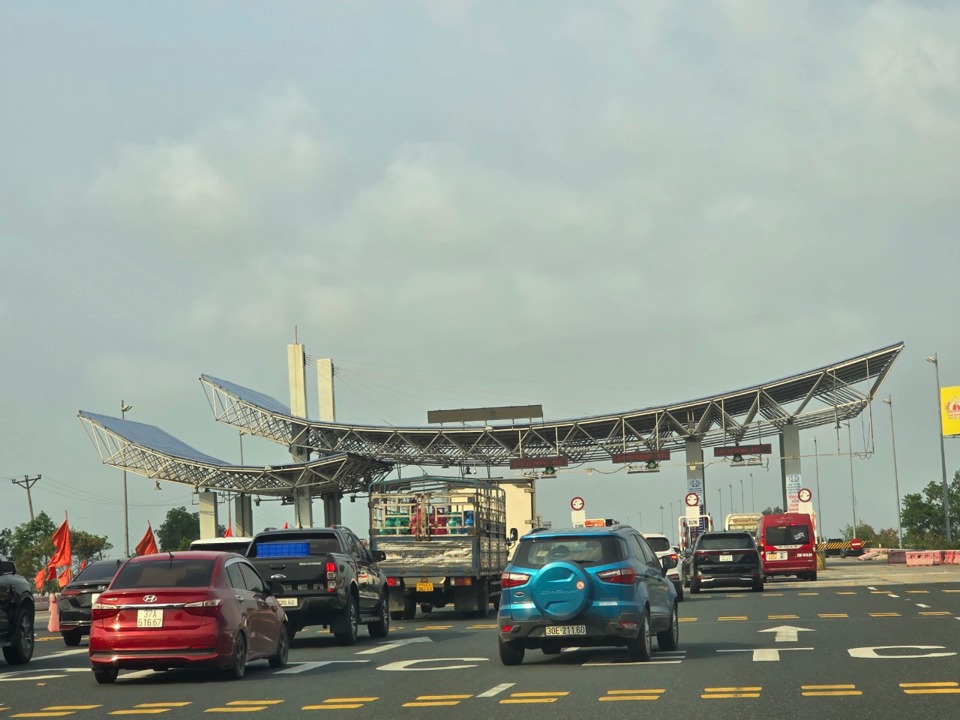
[5,559,960,720]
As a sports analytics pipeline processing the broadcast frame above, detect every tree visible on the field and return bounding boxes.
[841,522,876,544]
[0,527,12,558]
[876,527,900,549]
[761,506,784,515]
[10,512,56,585]
[901,470,960,549]
[71,529,112,571]
[156,507,201,551]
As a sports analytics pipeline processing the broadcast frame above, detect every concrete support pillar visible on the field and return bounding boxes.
[322,492,342,527]
[199,492,219,539]
[779,423,802,512]
[293,487,313,529]
[234,495,253,537]
[685,439,706,516]
[317,358,336,422]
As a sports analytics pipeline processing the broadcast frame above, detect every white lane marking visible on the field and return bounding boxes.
[477,683,515,698]
[356,637,433,654]
[758,625,814,643]
[917,604,930,608]
[275,660,369,675]
[889,594,900,598]
[719,648,814,662]
[36,649,88,661]
[0,674,68,681]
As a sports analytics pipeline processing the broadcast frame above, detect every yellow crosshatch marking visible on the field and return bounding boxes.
[701,686,761,699]
[901,682,960,694]
[718,616,748,621]
[869,612,900,617]
[802,684,861,696]
[600,689,664,702]
[818,613,848,618]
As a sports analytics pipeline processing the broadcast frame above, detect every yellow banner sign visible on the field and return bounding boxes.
[941,386,960,437]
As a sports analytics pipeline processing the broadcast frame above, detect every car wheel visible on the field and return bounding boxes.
[674,582,684,602]
[227,632,247,680]
[753,578,765,592]
[625,608,653,661]
[334,595,360,646]
[2,608,35,665]
[402,594,417,620]
[498,637,525,666]
[369,599,390,639]
[268,624,289,668]
[689,579,701,594]
[473,582,490,619]
[657,603,679,651]
[62,629,83,647]
[93,667,118,684]
[809,570,818,581]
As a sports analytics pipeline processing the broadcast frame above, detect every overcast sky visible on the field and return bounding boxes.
[2,1,959,553]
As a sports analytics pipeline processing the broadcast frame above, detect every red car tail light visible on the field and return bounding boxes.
[597,567,637,585]
[91,602,120,620]
[184,598,223,616]
[501,572,530,588]
[61,588,80,598]
[386,577,399,587]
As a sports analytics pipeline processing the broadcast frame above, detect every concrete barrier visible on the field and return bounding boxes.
[905,551,942,566]
[887,550,907,564]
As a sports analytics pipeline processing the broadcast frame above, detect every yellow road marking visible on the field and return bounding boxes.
[919,611,952,616]
[943,589,960,593]
[305,705,364,710]
[417,625,452,630]
[869,612,900,617]
[704,687,761,692]
[679,617,697,622]
[797,592,818,596]
[131,705,191,709]
[404,702,462,707]
[203,711,264,714]
[468,624,498,629]
[802,685,856,690]
[802,684,860,696]
[870,591,892,595]
[768,615,799,620]
[907,590,930,594]
[110,711,170,716]
[762,593,783,597]
[600,689,663,701]
[316,698,378,703]
[413,696,472,701]
[901,682,958,688]
[818,613,848,618]
[903,688,960,694]
[225,702,283,706]
[508,692,569,697]
[605,689,664,694]
[11,714,75,718]
[38,709,101,712]
[701,687,761,699]
[836,591,857,595]
[718,616,748,621]
[499,699,557,704]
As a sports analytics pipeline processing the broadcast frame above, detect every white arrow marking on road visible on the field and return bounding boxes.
[718,648,814,662]
[275,660,369,675]
[356,637,434,654]
[759,625,815,642]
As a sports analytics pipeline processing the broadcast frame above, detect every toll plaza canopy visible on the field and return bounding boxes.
[200,341,903,469]
[77,410,392,497]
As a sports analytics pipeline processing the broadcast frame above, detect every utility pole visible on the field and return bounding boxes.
[12,475,41,521]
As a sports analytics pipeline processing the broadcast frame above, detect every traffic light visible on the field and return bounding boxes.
[543,466,557,477]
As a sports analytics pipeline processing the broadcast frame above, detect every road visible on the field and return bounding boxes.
[4,559,960,719]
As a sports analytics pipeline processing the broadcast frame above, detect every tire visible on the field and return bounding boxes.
[334,595,360,646]
[674,582,684,603]
[93,667,118,684]
[226,632,247,680]
[402,594,417,621]
[809,569,818,582]
[473,582,490,619]
[62,629,83,647]
[268,624,289,668]
[753,578,764,592]
[657,603,679,651]
[369,599,390,639]
[2,608,34,665]
[625,608,653,661]
[689,579,701,595]
[498,637,525,666]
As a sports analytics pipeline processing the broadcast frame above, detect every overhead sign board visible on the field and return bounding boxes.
[611,450,671,464]
[509,456,569,470]
[713,444,772,458]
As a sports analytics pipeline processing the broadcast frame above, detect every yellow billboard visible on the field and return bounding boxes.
[941,386,960,437]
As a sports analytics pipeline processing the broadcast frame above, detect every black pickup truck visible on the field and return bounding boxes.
[1,558,35,665]
[246,526,389,645]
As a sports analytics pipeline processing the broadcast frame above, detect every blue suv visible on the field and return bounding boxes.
[497,525,678,665]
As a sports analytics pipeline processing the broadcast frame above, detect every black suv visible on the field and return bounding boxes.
[0,558,35,665]
[688,531,763,593]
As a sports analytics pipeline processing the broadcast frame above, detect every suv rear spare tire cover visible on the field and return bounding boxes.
[530,562,591,621]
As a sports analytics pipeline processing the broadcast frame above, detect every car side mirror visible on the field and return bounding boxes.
[372,550,386,562]
[508,528,519,544]
[269,580,285,597]
[660,554,679,572]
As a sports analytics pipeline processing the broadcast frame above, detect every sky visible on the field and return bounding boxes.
[2,1,960,555]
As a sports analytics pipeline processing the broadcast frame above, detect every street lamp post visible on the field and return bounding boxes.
[926,354,952,544]
[846,422,858,538]
[728,484,734,515]
[659,505,664,534]
[717,488,722,525]
[749,473,755,512]
[814,436,824,537]
[738,479,744,512]
[882,396,903,549]
[121,400,133,557]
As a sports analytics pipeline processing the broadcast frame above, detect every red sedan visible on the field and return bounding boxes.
[89,551,288,684]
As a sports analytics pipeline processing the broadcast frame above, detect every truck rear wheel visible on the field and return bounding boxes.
[402,594,417,620]
[474,581,490,618]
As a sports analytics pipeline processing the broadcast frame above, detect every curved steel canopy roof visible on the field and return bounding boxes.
[77,411,392,496]
[200,341,904,469]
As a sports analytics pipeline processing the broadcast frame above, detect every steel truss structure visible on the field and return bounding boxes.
[201,342,903,470]
[78,411,391,497]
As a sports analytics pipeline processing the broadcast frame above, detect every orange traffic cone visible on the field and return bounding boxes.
[47,593,60,633]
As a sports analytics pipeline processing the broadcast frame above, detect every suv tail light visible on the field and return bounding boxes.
[91,601,120,620]
[597,567,637,585]
[501,572,530,589]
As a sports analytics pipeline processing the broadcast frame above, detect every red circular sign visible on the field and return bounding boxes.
[570,496,585,511]
[798,487,812,503]
[850,538,863,550]
[685,492,700,507]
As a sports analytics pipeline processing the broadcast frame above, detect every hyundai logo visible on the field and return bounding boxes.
[143,594,157,603]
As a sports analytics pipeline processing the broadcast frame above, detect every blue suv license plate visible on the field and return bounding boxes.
[545,625,587,636]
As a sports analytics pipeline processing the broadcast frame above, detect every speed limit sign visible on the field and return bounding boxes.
[685,492,700,507]
[798,487,812,503]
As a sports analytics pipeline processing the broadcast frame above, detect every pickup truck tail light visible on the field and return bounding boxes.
[325,559,338,592]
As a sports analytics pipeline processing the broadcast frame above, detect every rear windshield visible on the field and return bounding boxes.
[698,534,755,550]
[513,536,625,568]
[249,534,341,558]
[766,525,811,545]
[73,561,122,583]
[111,558,215,589]
[644,536,672,553]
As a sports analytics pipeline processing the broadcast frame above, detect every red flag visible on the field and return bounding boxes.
[48,516,71,569]
[34,568,46,592]
[224,526,233,538]
[283,522,289,529]
[135,522,159,556]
